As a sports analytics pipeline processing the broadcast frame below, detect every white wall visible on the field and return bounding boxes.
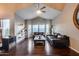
[53,3,79,53]
[10,19,15,36]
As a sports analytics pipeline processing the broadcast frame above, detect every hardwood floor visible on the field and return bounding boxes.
[0,38,79,56]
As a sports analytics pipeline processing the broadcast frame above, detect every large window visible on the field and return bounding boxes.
[39,24,45,32]
[46,24,49,34]
[27,20,50,37]
[32,24,45,32]
[1,19,10,38]
[33,25,38,32]
[32,24,46,33]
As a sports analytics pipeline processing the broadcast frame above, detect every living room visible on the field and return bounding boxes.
[0,3,79,56]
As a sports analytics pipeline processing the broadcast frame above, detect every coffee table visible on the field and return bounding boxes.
[34,35,46,46]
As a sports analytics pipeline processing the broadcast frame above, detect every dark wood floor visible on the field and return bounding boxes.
[0,38,79,56]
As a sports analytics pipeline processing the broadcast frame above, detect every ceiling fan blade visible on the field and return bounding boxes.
[42,11,46,13]
[40,6,46,10]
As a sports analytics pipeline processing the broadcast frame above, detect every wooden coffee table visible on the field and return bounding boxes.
[34,35,45,46]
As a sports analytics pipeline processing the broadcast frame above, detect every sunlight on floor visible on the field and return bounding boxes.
[27,38,34,55]
[45,41,51,55]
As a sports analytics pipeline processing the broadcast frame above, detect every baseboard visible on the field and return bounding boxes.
[69,47,79,53]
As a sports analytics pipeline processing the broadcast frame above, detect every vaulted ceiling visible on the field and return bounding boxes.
[0,3,65,19]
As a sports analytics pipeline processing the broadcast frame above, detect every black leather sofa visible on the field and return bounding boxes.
[46,33,70,48]
[46,35,55,46]
[0,36,16,51]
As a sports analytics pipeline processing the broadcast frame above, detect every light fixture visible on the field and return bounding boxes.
[35,3,46,15]
[36,10,42,15]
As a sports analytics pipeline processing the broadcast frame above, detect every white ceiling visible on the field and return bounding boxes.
[16,4,61,20]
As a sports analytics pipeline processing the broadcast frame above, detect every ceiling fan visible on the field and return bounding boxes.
[35,3,46,13]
